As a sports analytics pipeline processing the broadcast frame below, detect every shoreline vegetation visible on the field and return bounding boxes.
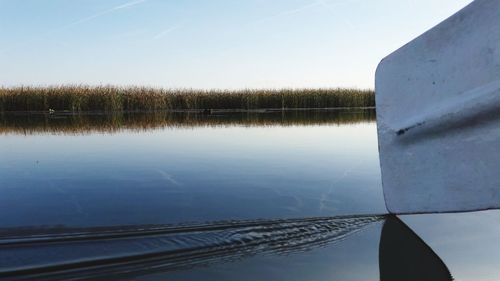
[0,86,374,112]
[0,109,375,135]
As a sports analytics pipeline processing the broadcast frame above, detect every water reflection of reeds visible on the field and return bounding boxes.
[0,109,375,135]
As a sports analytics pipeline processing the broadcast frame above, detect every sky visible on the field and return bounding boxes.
[0,0,473,89]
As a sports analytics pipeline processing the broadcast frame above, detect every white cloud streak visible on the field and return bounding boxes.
[1,0,148,54]
[251,0,358,25]
[112,0,148,11]
[63,0,148,30]
[251,1,323,25]
[153,24,182,40]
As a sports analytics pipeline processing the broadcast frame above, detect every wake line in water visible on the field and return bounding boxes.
[0,215,382,246]
[0,215,383,280]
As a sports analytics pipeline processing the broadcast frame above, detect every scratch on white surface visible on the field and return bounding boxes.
[393,79,500,136]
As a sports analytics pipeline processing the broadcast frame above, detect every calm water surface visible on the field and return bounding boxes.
[0,110,499,280]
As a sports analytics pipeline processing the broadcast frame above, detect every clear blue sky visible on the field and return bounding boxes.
[0,0,473,89]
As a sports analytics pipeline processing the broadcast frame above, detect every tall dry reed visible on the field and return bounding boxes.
[0,86,374,112]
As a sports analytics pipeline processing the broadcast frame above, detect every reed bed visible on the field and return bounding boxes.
[0,86,374,112]
[0,109,375,135]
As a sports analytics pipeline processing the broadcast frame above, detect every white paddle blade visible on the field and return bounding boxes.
[376,0,500,214]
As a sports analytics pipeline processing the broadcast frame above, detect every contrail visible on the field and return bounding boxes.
[61,0,148,30]
[0,0,148,54]
[251,1,323,24]
[153,24,182,40]
[112,0,147,11]
[250,0,359,25]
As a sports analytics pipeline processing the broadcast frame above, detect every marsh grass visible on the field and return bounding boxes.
[0,86,374,112]
[0,109,375,135]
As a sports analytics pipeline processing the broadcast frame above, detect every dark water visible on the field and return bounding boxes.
[1,110,499,280]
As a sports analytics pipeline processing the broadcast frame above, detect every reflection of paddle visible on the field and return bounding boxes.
[376,0,500,214]
[379,216,452,281]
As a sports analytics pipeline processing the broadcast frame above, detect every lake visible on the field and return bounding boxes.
[1,109,499,280]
